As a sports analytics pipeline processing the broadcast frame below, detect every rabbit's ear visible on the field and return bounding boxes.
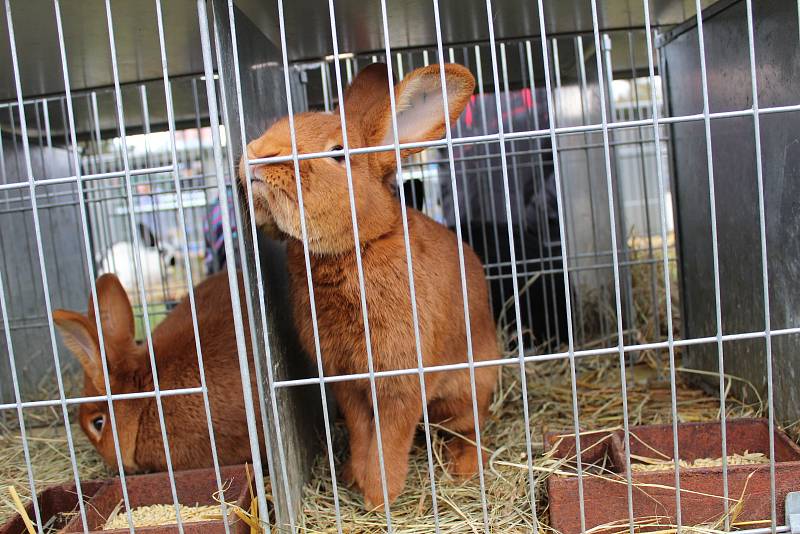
[53,310,104,391]
[138,223,158,249]
[370,64,475,165]
[92,273,135,349]
[343,63,394,121]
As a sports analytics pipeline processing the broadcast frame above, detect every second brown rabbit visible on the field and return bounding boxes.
[53,270,262,473]
[241,62,498,509]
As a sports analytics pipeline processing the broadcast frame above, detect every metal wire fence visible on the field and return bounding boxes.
[0,0,797,532]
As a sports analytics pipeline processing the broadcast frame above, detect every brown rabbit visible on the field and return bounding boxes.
[53,270,262,473]
[241,63,497,508]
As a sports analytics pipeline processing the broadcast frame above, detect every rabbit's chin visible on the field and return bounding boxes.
[261,187,305,242]
[259,186,352,255]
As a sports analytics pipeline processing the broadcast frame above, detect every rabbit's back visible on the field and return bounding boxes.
[134,271,261,471]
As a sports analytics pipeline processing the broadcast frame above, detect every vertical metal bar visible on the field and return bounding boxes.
[589,6,635,532]
[324,0,395,525]
[600,34,636,352]
[690,0,739,529]
[42,99,52,149]
[624,31,661,343]
[104,0,189,529]
[138,84,170,304]
[0,271,45,534]
[90,92,114,277]
[473,45,506,314]
[551,38,574,349]
[60,98,74,176]
[744,1,777,530]
[463,46,493,306]
[6,108,39,301]
[376,1,441,530]
[153,2,232,531]
[450,47,476,253]
[525,39,558,348]
[321,63,331,112]
[400,50,421,214]
[430,0,490,528]
[195,0,271,525]
[640,1,681,530]
[483,15,539,529]
[6,3,103,533]
[574,36,603,346]
[396,51,404,79]
[500,42,535,354]
[265,0,344,529]
[534,1,586,530]
[191,77,210,247]
[208,9,273,533]
[33,99,68,308]
[0,110,6,189]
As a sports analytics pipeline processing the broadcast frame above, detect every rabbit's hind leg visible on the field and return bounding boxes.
[428,367,494,479]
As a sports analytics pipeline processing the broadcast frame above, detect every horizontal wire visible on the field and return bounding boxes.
[3,102,798,194]
[270,326,800,388]
[0,386,205,411]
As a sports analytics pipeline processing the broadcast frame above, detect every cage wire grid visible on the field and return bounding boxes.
[0,0,796,533]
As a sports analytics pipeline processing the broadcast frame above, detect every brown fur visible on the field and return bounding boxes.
[53,271,263,473]
[241,63,498,508]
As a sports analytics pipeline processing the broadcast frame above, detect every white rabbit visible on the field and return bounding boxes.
[98,223,177,293]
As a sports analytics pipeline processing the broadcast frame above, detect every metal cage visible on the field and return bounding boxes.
[0,0,797,532]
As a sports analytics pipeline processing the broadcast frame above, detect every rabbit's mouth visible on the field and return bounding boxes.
[262,186,304,239]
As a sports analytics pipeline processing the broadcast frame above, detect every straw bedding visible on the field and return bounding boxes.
[296,355,768,533]
[0,243,796,532]
[102,504,221,530]
[0,384,111,524]
[296,244,789,533]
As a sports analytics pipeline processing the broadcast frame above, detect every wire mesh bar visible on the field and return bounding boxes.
[498,42,533,350]
[472,45,507,316]
[7,2,114,532]
[685,0,742,530]
[0,270,45,533]
[376,0,442,530]
[534,1,587,531]
[103,0,187,529]
[194,0,272,526]
[642,3,682,533]
[0,2,796,532]
[588,4,636,532]
[449,47,477,256]
[623,31,661,346]
[481,4,538,526]
[209,6,271,533]
[0,314,790,403]
[430,0,491,527]
[267,0,347,529]
[153,1,232,530]
[524,39,560,350]
[600,34,637,355]
[238,101,800,167]
[0,386,206,411]
[269,324,800,389]
[324,0,396,525]
[574,35,605,347]
[0,99,795,194]
[743,0,778,530]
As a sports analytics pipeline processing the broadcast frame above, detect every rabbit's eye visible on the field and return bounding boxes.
[329,144,346,164]
[91,415,105,434]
